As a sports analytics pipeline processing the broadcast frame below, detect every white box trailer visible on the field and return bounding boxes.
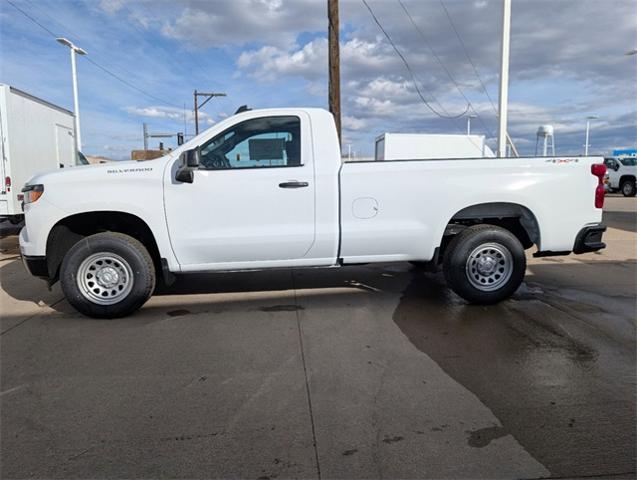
[0,84,78,223]
[375,133,495,161]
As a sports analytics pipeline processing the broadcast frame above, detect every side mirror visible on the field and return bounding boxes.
[614,164,620,171]
[180,147,200,168]
[175,147,200,183]
[175,167,194,183]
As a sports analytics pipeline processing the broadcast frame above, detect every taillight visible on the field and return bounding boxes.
[591,163,606,209]
[4,176,10,192]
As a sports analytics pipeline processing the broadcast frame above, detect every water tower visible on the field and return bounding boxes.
[535,125,555,156]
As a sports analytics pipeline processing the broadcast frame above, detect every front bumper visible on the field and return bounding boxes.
[22,255,49,280]
[573,224,606,254]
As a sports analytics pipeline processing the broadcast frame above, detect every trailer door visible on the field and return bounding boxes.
[55,124,75,168]
[0,108,7,217]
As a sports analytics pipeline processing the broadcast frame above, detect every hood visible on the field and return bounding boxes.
[24,157,171,188]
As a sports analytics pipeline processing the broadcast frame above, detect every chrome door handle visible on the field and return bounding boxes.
[279,181,309,188]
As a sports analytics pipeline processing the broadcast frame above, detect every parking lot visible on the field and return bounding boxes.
[1,196,635,479]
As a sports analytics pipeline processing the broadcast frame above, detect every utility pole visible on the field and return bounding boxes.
[143,123,148,151]
[497,0,511,157]
[194,90,227,135]
[328,0,341,145]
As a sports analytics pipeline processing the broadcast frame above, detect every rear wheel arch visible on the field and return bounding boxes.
[46,211,162,283]
[447,202,540,247]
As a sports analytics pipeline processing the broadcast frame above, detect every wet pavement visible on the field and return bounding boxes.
[1,197,635,479]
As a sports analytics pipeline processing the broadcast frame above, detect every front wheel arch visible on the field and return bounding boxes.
[46,211,162,284]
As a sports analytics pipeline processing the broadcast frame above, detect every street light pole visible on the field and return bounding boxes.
[57,38,86,156]
[584,116,598,156]
[497,0,511,157]
[466,114,477,135]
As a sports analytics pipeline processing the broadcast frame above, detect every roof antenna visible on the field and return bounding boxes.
[235,105,251,114]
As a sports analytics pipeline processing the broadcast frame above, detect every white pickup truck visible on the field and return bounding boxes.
[19,108,608,318]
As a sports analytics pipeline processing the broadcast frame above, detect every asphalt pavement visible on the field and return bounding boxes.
[1,196,635,479]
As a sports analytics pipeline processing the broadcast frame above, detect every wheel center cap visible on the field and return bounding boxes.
[477,256,496,275]
[96,267,119,288]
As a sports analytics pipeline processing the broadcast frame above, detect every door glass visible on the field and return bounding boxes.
[199,116,301,170]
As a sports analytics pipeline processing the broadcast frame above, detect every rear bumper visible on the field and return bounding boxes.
[534,224,606,258]
[573,223,606,254]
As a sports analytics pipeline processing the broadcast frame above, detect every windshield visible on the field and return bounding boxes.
[77,151,89,165]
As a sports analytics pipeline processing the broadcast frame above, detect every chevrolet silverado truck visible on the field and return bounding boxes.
[603,157,636,196]
[19,108,607,318]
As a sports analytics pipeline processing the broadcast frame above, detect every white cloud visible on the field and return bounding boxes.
[99,0,125,14]
[342,115,367,131]
[125,106,215,125]
[237,38,327,81]
[161,0,325,49]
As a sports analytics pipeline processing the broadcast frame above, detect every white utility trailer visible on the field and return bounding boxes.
[375,133,495,161]
[0,84,77,223]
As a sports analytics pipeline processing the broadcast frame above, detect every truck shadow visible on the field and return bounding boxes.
[1,243,635,327]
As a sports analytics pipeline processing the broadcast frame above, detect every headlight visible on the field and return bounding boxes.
[21,184,44,204]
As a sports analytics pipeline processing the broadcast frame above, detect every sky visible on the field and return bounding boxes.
[0,0,635,160]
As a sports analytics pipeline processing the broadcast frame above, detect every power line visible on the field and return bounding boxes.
[438,0,498,115]
[5,0,182,109]
[132,1,231,119]
[5,0,57,37]
[398,0,494,138]
[24,0,215,122]
[82,57,182,108]
[438,0,519,156]
[361,0,484,155]
[361,0,469,120]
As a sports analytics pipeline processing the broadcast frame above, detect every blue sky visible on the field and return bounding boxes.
[1,0,635,160]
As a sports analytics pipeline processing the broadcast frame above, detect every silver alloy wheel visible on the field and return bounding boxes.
[622,181,634,196]
[76,252,134,305]
[465,242,513,292]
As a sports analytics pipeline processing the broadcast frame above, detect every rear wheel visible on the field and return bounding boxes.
[443,225,526,304]
[60,232,155,318]
[620,179,636,197]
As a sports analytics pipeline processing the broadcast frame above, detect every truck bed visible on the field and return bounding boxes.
[339,156,603,263]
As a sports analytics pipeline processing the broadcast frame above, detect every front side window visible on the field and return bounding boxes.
[604,158,617,169]
[199,116,301,170]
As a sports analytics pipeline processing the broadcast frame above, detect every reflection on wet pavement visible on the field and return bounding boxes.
[393,266,636,477]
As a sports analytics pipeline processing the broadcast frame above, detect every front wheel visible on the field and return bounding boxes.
[443,225,526,304]
[60,232,156,318]
[621,179,636,197]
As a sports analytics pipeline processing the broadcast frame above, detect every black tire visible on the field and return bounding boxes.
[443,225,526,304]
[60,232,156,318]
[620,179,636,197]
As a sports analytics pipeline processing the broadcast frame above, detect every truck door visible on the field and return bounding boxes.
[55,124,75,168]
[0,117,6,217]
[163,113,316,269]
